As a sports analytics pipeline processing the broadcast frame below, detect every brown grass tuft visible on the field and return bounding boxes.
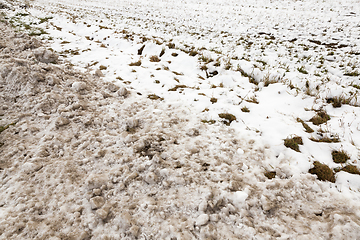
[339,165,360,175]
[189,49,198,56]
[309,161,335,183]
[296,118,314,133]
[150,55,161,62]
[310,110,330,125]
[309,136,340,143]
[129,60,142,66]
[210,97,218,104]
[99,65,107,70]
[201,120,216,124]
[284,136,303,152]
[241,106,250,113]
[137,45,145,55]
[168,85,188,91]
[331,150,349,163]
[218,113,236,126]
[264,171,276,179]
[147,94,163,101]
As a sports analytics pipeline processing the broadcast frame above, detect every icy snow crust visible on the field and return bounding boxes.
[1,0,360,239]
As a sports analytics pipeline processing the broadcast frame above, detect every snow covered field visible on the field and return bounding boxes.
[1,0,360,239]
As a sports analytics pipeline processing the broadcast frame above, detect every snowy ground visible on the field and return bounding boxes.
[1,0,360,239]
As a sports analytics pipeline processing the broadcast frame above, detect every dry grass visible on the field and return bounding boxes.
[338,165,360,175]
[150,55,161,62]
[99,65,107,70]
[160,48,165,57]
[138,45,145,55]
[309,136,340,143]
[167,43,175,49]
[262,73,279,87]
[172,71,183,76]
[201,119,216,124]
[284,136,303,152]
[237,65,257,85]
[200,65,208,71]
[245,96,259,104]
[189,49,198,56]
[218,113,236,126]
[309,161,335,183]
[326,97,343,108]
[297,66,308,74]
[264,171,276,179]
[241,106,250,112]
[168,85,188,91]
[147,94,164,101]
[198,55,213,63]
[296,118,314,133]
[344,71,359,77]
[129,60,142,66]
[210,97,218,104]
[310,110,330,125]
[331,150,349,163]
[326,94,358,108]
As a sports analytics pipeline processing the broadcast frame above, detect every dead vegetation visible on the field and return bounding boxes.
[237,65,257,85]
[331,150,349,163]
[172,71,183,76]
[309,161,335,183]
[99,65,107,70]
[189,49,198,56]
[201,119,216,124]
[326,94,358,108]
[129,60,142,66]
[218,113,236,126]
[210,97,217,104]
[309,136,340,143]
[167,43,175,49]
[310,110,330,125]
[245,96,259,104]
[241,106,250,112]
[150,55,161,62]
[147,94,163,101]
[264,171,276,179]
[138,45,145,55]
[168,85,188,91]
[344,71,359,77]
[198,55,213,63]
[159,48,165,57]
[336,165,360,175]
[284,136,303,152]
[296,118,314,133]
[326,97,343,108]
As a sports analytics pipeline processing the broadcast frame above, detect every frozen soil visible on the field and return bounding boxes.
[1,4,360,240]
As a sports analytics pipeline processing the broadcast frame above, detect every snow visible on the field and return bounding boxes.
[0,0,360,239]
